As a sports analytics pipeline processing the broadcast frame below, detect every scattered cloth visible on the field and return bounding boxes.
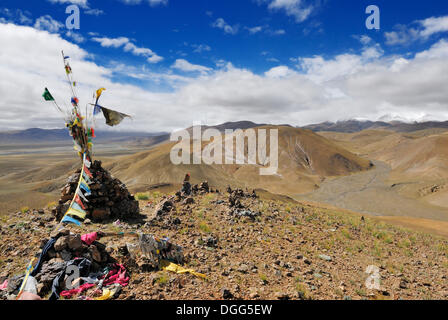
[49,258,91,300]
[160,260,206,279]
[0,280,7,291]
[101,263,129,287]
[18,292,42,300]
[60,283,96,299]
[81,232,98,246]
[94,284,122,300]
[30,237,57,277]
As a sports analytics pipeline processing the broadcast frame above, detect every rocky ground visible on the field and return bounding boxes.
[1,182,448,300]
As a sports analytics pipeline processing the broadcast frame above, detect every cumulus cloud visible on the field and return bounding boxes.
[385,15,448,45]
[247,26,263,34]
[191,44,211,53]
[257,0,314,23]
[0,8,33,25]
[85,8,104,16]
[1,22,448,133]
[66,31,85,43]
[212,18,239,35]
[119,0,168,6]
[171,59,211,74]
[91,36,163,63]
[34,15,64,33]
[48,0,89,8]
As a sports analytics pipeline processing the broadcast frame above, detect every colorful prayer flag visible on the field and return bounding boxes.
[66,207,87,219]
[42,88,55,101]
[99,105,131,126]
[61,215,81,226]
[96,88,106,99]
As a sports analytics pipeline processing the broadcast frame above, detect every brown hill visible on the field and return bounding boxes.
[317,129,448,210]
[103,126,372,196]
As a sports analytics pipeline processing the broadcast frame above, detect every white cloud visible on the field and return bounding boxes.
[147,54,164,63]
[119,0,168,6]
[247,26,263,34]
[91,36,163,62]
[419,16,448,37]
[85,8,104,16]
[212,18,239,35]
[1,22,448,133]
[359,35,372,45]
[191,44,211,53]
[92,36,129,48]
[264,66,295,78]
[66,31,85,43]
[385,15,448,45]
[258,0,314,23]
[0,8,33,25]
[270,29,285,35]
[415,39,448,60]
[48,0,89,8]
[34,15,64,33]
[171,59,211,74]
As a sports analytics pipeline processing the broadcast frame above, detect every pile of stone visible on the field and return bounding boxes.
[227,187,260,219]
[55,160,139,222]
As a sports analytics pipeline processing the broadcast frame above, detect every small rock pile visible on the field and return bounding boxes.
[227,187,260,219]
[55,160,139,221]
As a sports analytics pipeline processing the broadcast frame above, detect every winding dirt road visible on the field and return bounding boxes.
[295,161,448,222]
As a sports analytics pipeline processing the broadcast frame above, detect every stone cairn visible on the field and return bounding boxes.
[55,160,139,221]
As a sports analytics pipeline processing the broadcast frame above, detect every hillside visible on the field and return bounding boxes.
[303,120,448,133]
[316,129,448,210]
[1,186,447,300]
[103,125,372,196]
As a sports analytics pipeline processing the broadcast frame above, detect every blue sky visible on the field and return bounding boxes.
[0,0,448,131]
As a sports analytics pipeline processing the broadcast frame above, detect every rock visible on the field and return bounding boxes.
[182,197,194,205]
[54,236,69,251]
[90,245,102,262]
[237,263,249,274]
[50,228,70,239]
[155,200,174,215]
[222,288,233,299]
[67,234,82,250]
[275,292,290,300]
[249,288,259,299]
[92,208,110,220]
[58,250,72,261]
[206,236,218,248]
[318,254,332,262]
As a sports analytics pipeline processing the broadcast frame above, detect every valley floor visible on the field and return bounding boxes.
[295,160,448,223]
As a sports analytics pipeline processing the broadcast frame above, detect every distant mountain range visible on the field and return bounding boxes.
[2,120,448,145]
[302,120,448,133]
[0,128,166,145]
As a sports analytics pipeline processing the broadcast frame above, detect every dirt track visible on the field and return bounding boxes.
[295,161,448,222]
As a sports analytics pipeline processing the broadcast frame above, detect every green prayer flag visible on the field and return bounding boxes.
[42,88,54,101]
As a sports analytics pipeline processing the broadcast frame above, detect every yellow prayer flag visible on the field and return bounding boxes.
[96,88,106,99]
[66,207,86,219]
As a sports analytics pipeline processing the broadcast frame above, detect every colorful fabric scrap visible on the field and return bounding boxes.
[81,232,98,246]
[61,214,82,226]
[42,88,55,101]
